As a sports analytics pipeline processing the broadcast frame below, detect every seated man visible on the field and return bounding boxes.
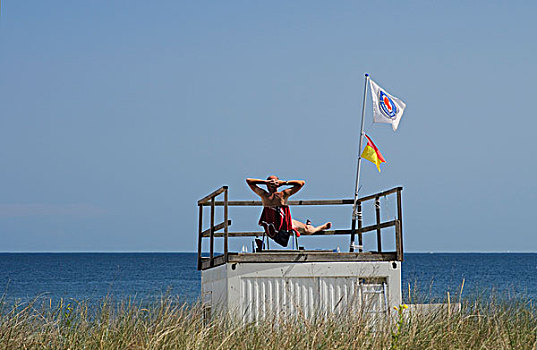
[246,176,332,247]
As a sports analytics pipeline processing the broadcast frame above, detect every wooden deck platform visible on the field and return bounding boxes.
[199,251,398,270]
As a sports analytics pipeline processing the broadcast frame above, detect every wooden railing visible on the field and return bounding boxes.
[197,186,229,270]
[349,187,404,259]
[197,186,403,270]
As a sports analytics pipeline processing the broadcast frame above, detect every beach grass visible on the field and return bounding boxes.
[1,295,536,349]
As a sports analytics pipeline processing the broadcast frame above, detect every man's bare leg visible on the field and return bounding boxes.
[292,219,332,235]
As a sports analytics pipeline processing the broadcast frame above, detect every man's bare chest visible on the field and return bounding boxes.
[263,193,286,206]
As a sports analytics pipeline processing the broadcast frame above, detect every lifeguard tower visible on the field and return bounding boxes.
[197,185,404,322]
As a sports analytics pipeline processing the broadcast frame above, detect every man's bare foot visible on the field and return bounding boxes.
[292,219,332,235]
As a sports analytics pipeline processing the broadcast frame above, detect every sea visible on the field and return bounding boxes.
[0,253,536,306]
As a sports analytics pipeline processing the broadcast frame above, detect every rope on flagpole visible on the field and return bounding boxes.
[350,73,369,252]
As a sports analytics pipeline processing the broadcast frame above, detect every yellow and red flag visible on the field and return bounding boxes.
[361,134,386,172]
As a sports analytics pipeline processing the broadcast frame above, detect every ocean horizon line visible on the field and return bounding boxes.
[0,250,536,254]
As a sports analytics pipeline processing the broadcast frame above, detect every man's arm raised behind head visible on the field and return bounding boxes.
[246,178,268,197]
[282,180,305,197]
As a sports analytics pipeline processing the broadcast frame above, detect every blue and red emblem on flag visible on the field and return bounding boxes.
[378,90,398,119]
[369,78,407,131]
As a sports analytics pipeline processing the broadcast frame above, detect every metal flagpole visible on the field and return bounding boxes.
[350,73,370,252]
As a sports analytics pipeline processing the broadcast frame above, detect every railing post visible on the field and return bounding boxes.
[375,196,382,253]
[350,218,356,252]
[224,187,229,262]
[395,220,403,261]
[210,197,215,267]
[197,204,203,270]
[397,188,403,260]
[358,202,363,252]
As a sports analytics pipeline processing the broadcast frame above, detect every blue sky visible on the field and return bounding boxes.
[1,1,536,252]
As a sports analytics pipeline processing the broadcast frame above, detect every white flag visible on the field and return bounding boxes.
[369,79,406,131]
